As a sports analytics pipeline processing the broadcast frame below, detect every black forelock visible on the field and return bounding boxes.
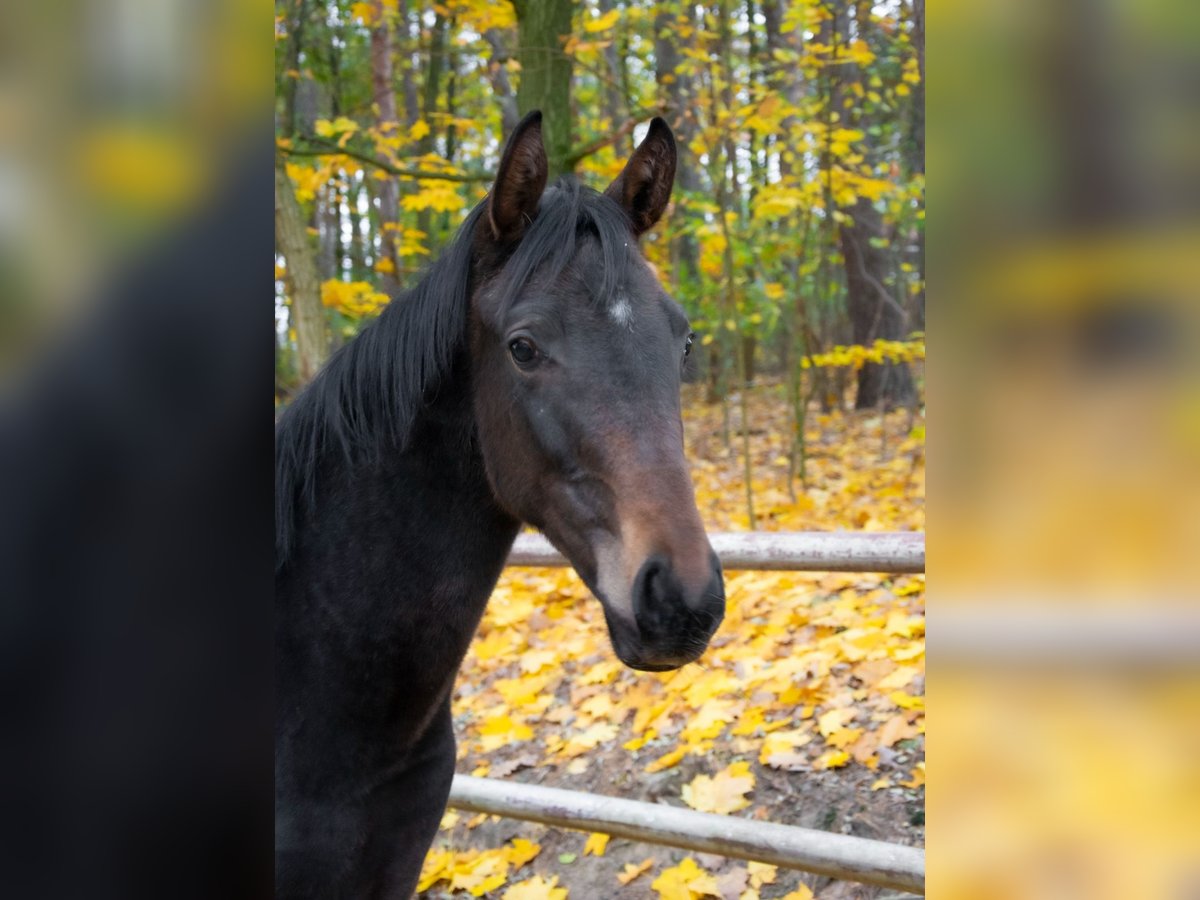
[486,176,634,321]
[275,175,635,568]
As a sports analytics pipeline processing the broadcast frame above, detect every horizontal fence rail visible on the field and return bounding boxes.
[508,531,925,574]
[479,531,927,893]
[449,776,925,895]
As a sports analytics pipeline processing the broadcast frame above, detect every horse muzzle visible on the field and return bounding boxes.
[601,551,724,671]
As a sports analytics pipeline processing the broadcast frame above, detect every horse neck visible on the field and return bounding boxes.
[276,354,521,756]
[319,353,518,592]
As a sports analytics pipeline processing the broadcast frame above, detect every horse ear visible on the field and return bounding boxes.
[605,117,677,236]
[488,110,548,243]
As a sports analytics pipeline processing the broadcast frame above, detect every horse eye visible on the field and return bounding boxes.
[684,333,695,358]
[508,338,539,367]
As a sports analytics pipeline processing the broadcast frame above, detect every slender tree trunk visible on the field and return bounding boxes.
[416,13,449,246]
[317,179,339,280]
[280,0,308,139]
[397,0,420,124]
[276,163,327,384]
[348,174,367,280]
[907,0,925,328]
[370,0,402,294]
[596,0,628,141]
[654,2,702,289]
[484,29,520,138]
[822,0,915,409]
[513,0,575,177]
[840,197,915,408]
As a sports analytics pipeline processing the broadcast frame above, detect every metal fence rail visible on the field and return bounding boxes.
[508,530,925,574]
[449,776,925,895]
[472,531,927,894]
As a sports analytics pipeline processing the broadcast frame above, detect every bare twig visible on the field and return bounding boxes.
[564,105,671,167]
[279,140,494,183]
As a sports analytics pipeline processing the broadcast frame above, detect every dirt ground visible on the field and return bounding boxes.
[421,671,924,899]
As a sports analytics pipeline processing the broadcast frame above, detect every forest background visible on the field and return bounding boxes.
[274,2,926,898]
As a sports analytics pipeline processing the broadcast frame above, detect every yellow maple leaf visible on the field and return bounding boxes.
[760,727,812,769]
[682,761,755,814]
[502,875,567,900]
[314,116,358,138]
[400,180,464,213]
[815,749,850,770]
[779,888,815,900]
[902,761,926,787]
[890,691,925,711]
[817,707,857,738]
[449,849,509,896]
[505,838,540,868]
[876,665,919,691]
[348,1,376,25]
[747,861,777,887]
[409,119,431,141]
[645,746,687,773]
[651,857,720,900]
[477,714,533,751]
[618,857,655,885]
[583,832,609,856]
[518,648,556,674]
[417,848,453,892]
[560,723,618,758]
[584,8,620,32]
[824,727,864,749]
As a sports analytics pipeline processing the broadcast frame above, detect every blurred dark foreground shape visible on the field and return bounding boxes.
[0,146,270,900]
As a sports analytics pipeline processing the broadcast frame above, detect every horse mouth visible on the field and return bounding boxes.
[599,600,719,672]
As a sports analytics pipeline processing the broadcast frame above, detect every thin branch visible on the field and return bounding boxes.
[564,105,671,168]
[280,140,494,183]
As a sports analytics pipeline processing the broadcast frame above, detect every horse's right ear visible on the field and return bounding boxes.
[488,111,548,243]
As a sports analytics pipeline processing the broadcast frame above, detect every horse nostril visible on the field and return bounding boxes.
[633,554,725,638]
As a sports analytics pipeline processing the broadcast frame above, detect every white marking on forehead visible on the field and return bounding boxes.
[609,293,634,329]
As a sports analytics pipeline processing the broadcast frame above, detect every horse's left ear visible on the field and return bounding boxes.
[605,117,677,237]
[488,110,549,243]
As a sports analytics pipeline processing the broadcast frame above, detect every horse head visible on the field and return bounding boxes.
[470,112,725,671]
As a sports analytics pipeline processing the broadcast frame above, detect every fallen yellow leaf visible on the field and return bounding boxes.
[618,857,655,885]
[682,761,755,814]
[582,832,609,856]
[652,857,721,900]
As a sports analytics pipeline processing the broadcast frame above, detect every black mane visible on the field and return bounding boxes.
[274,177,634,567]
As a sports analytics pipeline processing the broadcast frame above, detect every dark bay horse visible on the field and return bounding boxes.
[275,112,725,898]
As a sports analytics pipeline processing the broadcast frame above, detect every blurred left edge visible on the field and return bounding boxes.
[0,1,273,898]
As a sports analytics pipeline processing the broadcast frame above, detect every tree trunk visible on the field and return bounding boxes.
[275,164,328,384]
[370,0,402,294]
[596,0,629,142]
[397,0,421,124]
[483,29,520,138]
[823,0,914,410]
[280,0,308,139]
[416,13,449,246]
[513,0,574,178]
[317,179,340,280]
[839,197,914,409]
[654,2,701,288]
[907,0,925,328]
